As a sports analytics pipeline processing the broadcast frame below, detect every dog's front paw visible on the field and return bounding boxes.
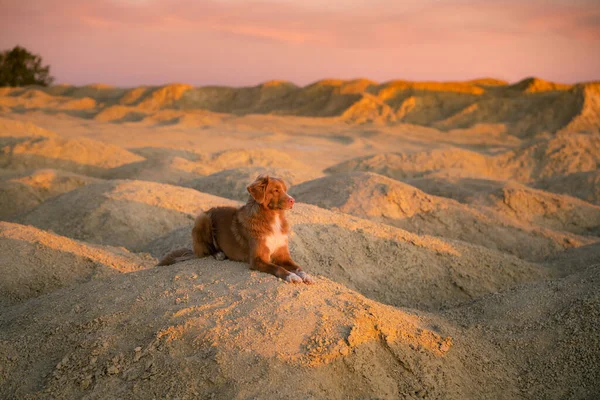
[285,273,303,284]
[295,270,315,284]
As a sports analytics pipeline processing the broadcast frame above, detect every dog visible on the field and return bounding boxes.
[158,175,314,284]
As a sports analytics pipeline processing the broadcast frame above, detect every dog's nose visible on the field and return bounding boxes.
[288,196,295,206]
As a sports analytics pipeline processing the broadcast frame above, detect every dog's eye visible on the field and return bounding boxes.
[274,189,279,193]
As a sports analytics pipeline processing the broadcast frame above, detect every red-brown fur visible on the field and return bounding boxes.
[158,175,313,284]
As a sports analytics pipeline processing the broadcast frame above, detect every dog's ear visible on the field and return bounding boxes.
[247,175,270,203]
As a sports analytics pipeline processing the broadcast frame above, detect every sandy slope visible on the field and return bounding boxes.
[17,180,238,251]
[290,172,598,260]
[0,222,155,307]
[326,134,600,183]
[0,136,144,175]
[184,166,322,201]
[0,259,516,400]
[0,169,98,220]
[444,264,600,400]
[535,170,600,205]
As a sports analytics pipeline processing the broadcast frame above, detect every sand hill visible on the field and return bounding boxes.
[1,78,599,399]
[0,222,155,307]
[185,166,322,201]
[0,169,98,220]
[445,264,600,399]
[0,116,58,139]
[289,172,598,260]
[326,134,600,183]
[0,260,509,400]
[0,136,144,176]
[17,180,239,251]
[535,170,600,205]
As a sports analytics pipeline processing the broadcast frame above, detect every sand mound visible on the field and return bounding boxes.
[0,169,98,220]
[150,202,547,311]
[93,105,147,122]
[290,172,592,260]
[0,260,515,399]
[467,78,509,87]
[126,148,313,178]
[477,182,600,236]
[0,222,154,307]
[204,148,313,172]
[508,77,572,93]
[139,109,226,127]
[445,263,600,399]
[559,82,600,134]
[102,147,313,185]
[18,180,238,251]
[325,148,498,180]
[56,84,125,103]
[498,134,600,181]
[535,170,600,205]
[0,136,145,176]
[55,97,97,110]
[327,134,600,184]
[403,176,506,203]
[0,116,58,139]
[136,84,193,111]
[103,156,211,184]
[184,166,322,201]
[128,146,203,161]
[544,242,600,277]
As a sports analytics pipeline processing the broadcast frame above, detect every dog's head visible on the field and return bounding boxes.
[247,175,295,210]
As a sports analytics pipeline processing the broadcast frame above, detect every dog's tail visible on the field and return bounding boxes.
[157,212,215,266]
[157,247,195,266]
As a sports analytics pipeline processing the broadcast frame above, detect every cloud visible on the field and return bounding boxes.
[2,0,599,50]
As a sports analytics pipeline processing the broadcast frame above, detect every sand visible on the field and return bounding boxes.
[0,80,599,399]
[0,169,98,220]
[0,222,155,307]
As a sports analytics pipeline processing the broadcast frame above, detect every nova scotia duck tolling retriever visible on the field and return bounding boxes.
[158,175,314,284]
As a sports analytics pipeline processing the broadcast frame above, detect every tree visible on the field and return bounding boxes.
[0,45,54,87]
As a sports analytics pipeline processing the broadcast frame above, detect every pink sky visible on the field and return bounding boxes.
[1,0,599,86]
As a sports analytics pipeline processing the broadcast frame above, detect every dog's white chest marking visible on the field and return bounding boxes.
[265,215,288,254]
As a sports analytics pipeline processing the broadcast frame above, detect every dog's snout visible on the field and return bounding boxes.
[288,196,295,205]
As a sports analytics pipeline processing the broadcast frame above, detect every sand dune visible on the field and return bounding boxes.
[102,148,320,187]
[0,136,144,175]
[0,169,98,220]
[103,156,211,184]
[0,116,58,138]
[0,259,518,399]
[445,264,600,400]
[185,166,322,201]
[18,180,238,251]
[535,170,600,205]
[497,134,600,181]
[0,222,154,307]
[290,172,597,260]
[474,182,600,236]
[326,134,600,182]
[202,148,315,172]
